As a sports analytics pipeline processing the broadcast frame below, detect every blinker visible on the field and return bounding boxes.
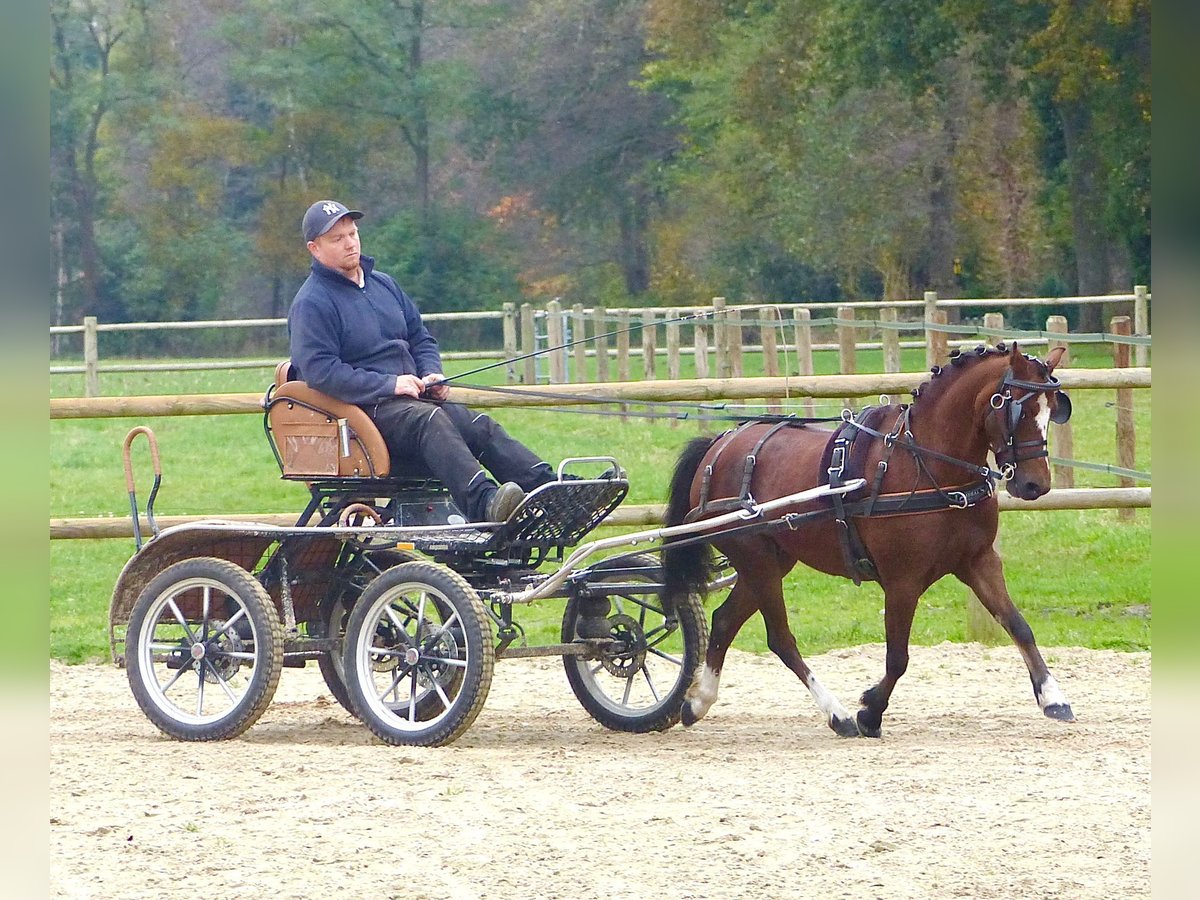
[1050,390,1072,425]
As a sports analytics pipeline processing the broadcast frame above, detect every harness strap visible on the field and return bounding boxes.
[824,408,886,584]
[689,419,804,522]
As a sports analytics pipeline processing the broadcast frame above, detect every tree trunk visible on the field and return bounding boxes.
[617,192,650,296]
[1057,97,1112,331]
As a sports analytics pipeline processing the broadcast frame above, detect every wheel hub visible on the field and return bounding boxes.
[598,614,646,678]
[199,620,245,682]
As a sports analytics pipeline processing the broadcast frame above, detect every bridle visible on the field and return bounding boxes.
[988,367,1072,476]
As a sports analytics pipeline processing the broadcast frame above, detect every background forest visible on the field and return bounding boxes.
[50,0,1150,353]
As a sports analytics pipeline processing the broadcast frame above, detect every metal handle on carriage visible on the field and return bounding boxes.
[123,426,163,551]
[500,478,868,606]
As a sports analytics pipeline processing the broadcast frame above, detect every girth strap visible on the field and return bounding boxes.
[822,407,891,585]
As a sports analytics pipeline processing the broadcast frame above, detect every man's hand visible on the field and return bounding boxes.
[422,373,450,401]
[394,374,425,398]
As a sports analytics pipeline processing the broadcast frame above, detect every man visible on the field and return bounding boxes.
[288,199,555,522]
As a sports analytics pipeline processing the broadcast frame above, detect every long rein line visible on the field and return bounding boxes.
[446,378,846,426]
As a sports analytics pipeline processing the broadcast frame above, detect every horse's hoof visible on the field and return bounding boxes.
[830,715,861,738]
[1044,703,1076,722]
[681,703,698,727]
[856,709,882,739]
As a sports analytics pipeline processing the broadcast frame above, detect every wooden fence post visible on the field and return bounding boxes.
[929,310,949,367]
[924,291,939,369]
[880,306,901,374]
[762,306,780,413]
[694,318,710,431]
[616,308,631,421]
[837,305,857,410]
[502,303,518,384]
[546,299,566,383]
[520,304,537,385]
[642,308,658,382]
[728,307,744,378]
[793,307,815,418]
[1133,284,1149,368]
[572,303,588,383]
[83,316,100,398]
[713,297,730,380]
[1112,316,1136,522]
[1047,315,1074,489]
[666,309,681,427]
[593,306,610,384]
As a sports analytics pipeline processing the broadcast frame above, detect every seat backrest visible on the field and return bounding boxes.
[265,363,391,478]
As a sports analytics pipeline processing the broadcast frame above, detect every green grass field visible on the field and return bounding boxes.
[50,344,1151,663]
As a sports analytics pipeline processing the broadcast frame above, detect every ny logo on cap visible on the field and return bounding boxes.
[321,202,342,216]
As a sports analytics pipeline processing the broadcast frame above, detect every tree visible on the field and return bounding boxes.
[472,0,682,299]
[50,0,148,323]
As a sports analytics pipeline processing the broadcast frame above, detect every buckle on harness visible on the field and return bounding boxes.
[828,445,846,480]
[948,491,969,509]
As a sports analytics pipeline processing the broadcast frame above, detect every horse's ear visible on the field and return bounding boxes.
[1044,345,1067,372]
[1008,342,1021,362]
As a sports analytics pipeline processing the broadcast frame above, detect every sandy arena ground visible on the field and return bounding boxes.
[50,642,1149,899]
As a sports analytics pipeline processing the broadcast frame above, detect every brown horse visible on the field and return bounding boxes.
[662,343,1075,737]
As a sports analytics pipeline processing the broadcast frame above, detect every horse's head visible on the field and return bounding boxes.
[983,343,1072,500]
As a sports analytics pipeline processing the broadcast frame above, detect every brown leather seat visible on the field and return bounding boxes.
[264,362,392,478]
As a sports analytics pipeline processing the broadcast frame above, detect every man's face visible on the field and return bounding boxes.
[307,215,361,277]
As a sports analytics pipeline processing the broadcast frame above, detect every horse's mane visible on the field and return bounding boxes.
[910,342,1050,412]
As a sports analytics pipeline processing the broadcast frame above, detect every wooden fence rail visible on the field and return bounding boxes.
[51,289,1150,396]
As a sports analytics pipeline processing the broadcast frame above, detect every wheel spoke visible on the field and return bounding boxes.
[202,658,240,703]
[380,663,416,704]
[166,598,199,644]
[640,665,663,702]
[645,645,684,666]
[155,659,193,695]
[422,655,467,669]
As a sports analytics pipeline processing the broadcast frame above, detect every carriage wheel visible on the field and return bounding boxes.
[125,557,283,741]
[316,549,421,717]
[562,553,708,733]
[341,562,493,747]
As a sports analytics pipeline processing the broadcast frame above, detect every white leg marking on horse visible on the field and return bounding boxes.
[685,665,720,721]
[1037,674,1069,710]
[804,673,853,724]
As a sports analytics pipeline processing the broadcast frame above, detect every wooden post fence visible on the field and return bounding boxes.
[761,306,780,414]
[641,308,658,382]
[502,303,518,384]
[792,307,815,417]
[838,305,857,409]
[84,316,99,398]
[520,304,536,385]
[546,299,566,383]
[1046,315,1075,489]
[1134,284,1149,368]
[593,306,610,384]
[666,308,681,426]
[881,306,901,374]
[572,303,588,383]
[1112,316,1136,522]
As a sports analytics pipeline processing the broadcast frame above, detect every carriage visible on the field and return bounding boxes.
[111,342,1076,746]
[109,362,862,746]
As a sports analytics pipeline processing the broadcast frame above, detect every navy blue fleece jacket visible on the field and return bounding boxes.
[287,255,443,406]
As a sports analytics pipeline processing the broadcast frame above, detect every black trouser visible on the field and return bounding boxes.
[369,398,554,520]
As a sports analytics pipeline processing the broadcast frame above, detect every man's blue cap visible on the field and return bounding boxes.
[302,200,363,242]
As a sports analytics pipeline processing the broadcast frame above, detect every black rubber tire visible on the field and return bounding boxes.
[341,561,493,747]
[125,557,283,741]
[316,549,421,716]
[562,552,708,733]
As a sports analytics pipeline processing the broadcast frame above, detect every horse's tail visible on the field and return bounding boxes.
[662,436,718,601]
